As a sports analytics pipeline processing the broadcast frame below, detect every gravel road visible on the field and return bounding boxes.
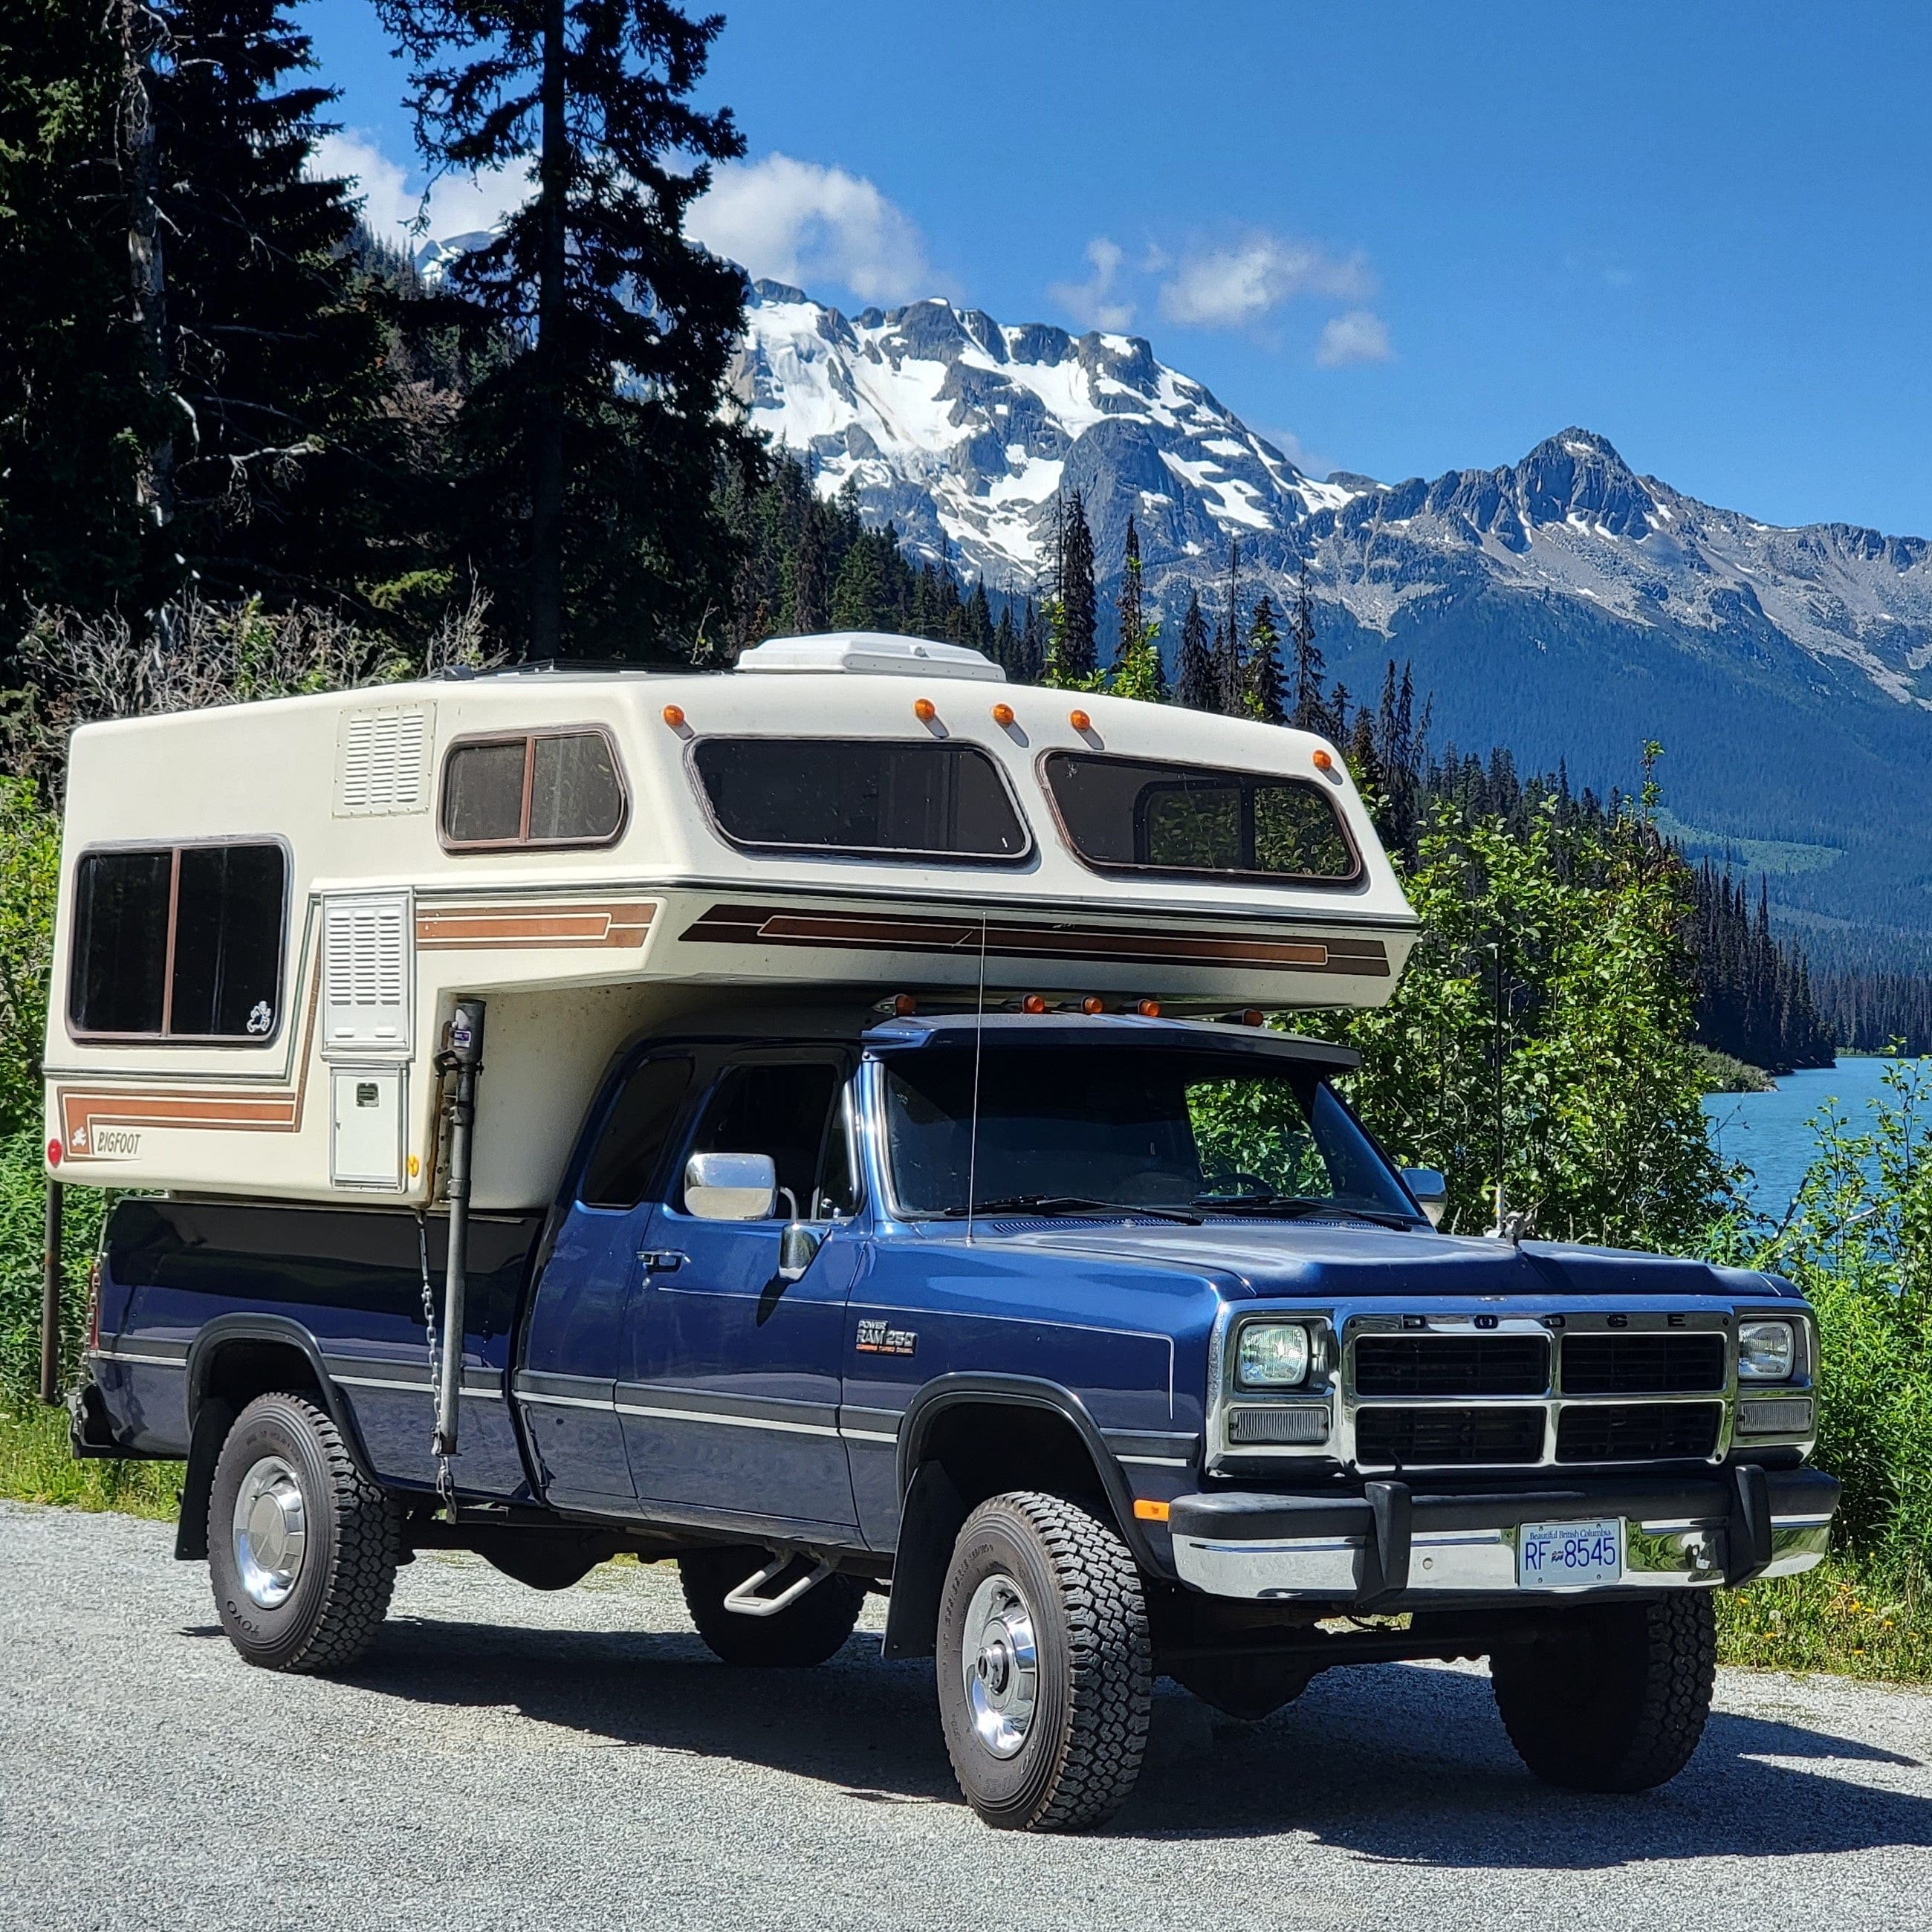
[4,1499,1930,1931]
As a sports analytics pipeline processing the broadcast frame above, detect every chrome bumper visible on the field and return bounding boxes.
[1168,1467,1838,1604]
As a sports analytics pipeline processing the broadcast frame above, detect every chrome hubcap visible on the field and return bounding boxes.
[962,1573,1039,1759]
[232,1456,307,1609]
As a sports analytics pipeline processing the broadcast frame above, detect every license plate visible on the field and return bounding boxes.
[1517,1517,1623,1589]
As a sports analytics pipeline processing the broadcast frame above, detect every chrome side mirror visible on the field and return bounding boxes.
[684,1151,777,1222]
[777,1222,824,1282]
[1403,1167,1448,1228]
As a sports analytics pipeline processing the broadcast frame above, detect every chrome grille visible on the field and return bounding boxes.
[1556,1402,1723,1463]
[1355,1406,1545,1467]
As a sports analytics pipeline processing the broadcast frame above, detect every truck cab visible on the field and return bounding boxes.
[52,636,1836,1830]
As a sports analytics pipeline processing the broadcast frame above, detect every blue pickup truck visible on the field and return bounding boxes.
[76,1005,1836,1830]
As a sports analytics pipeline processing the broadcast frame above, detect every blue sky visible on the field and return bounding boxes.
[309,1,1932,534]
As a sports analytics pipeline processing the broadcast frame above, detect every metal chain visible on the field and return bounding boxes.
[415,1207,456,1522]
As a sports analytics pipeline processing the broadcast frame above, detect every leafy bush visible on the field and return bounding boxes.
[1325,791,1732,1251]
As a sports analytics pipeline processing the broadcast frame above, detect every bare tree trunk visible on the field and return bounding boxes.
[121,0,172,526]
[527,0,568,658]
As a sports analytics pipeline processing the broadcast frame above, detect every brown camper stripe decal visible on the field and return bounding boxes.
[415,901,655,951]
[677,904,1389,976]
[56,963,324,1159]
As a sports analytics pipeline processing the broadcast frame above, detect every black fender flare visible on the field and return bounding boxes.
[176,1315,379,1560]
[881,1373,1163,1661]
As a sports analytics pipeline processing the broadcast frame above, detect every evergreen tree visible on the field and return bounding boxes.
[992,601,1019,678]
[1109,516,1166,701]
[1288,557,1326,733]
[1174,589,1214,710]
[377,0,752,660]
[155,0,397,608]
[0,1,173,645]
[1017,596,1046,684]
[1245,593,1285,723]
[1044,488,1098,684]
[1214,538,1244,714]
[829,531,884,631]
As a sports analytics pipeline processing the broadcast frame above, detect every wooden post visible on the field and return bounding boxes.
[41,1180,64,1406]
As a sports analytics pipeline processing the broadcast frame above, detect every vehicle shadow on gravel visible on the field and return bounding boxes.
[286,1612,1932,1861]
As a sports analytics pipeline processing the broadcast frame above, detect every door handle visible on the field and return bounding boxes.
[638,1249,687,1275]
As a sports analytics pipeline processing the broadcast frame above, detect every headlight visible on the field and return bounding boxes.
[1737,1319,1797,1381]
[1236,1321,1312,1389]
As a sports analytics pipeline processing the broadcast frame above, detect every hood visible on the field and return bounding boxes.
[939,1218,1782,1303]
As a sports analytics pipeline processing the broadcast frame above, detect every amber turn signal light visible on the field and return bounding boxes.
[1069,708,1092,732]
[991,701,1016,727]
[892,993,919,1017]
[1021,993,1048,1014]
[913,697,938,723]
[1135,998,1161,1018]
[661,704,686,729]
[1132,1498,1171,1523]
[1080,996,1105,1014]
[1312,747,1334,771]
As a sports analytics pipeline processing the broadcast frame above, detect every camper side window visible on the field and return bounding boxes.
[68,843,287,1041]
[441,730,626,849]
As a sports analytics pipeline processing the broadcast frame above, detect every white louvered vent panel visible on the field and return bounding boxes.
[335,705,432,816]
[322,892,412,1057]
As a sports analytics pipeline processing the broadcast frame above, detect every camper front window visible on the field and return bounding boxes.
[1041,753,1361,886]
[68,842,286,1041]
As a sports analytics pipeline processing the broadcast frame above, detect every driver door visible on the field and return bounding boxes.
[619,1051,861,1530]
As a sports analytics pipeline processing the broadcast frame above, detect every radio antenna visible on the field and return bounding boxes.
[965,911,988,1244]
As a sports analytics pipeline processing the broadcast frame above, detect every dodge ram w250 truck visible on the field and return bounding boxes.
[75,1011,1835,1829]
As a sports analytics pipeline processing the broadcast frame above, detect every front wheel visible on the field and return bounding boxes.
[206,1392,401,1673]
[936,1492,1153,1832]
[1491,1592,1717,1792]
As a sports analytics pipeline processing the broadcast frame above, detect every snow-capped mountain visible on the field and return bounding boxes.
[735,280,1932,713]
[733,279,1932,945]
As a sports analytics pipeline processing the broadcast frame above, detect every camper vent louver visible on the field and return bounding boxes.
[322,893,412,1057]
[335,705,432,816]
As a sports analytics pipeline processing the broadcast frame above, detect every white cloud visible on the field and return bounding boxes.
[1049,236,1135,331]
[1255,424,1340,479]
[310,130,532,247]
[1315,308,1394,368]
[687,152,933,305]
[1158,230,1374,331]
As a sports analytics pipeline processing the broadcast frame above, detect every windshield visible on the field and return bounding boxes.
[879,1044,1417,1221]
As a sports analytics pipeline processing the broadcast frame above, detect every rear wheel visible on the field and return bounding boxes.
[1491,1592,1717,1792]
[936,1492,1153,1832]
[206,1392,401,1673]
[678,1546,866,1666]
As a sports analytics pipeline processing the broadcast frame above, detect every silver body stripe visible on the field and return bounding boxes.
[613,1401,839,1437]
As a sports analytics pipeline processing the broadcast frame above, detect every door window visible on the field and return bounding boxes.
[681,1061,846,1218]
[579,1054,696,1209]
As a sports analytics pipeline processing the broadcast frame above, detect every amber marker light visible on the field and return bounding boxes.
[408,1153,421,1179]
[1136,998,1161,1018]
[1312,747,1334,771]
[1241,1008,1265,1028]
[1081,996,1105,1014]
[1133,1498,1171,1523]
[991,701,1016,727]
[661,703,686,730]
[1021,993,1048,1014]
[913,696,938,723]
[1069,708,1092,732]
[892,993,919,1017]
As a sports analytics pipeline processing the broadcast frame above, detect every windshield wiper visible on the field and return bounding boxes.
[941,1193,1202,1225]
[1193,1193,1418,1229]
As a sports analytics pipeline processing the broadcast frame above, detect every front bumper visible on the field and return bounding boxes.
[1170,1465,1838,1603]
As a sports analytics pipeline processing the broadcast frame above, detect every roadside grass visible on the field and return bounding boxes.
[1716,1557,1932,1684]
[0,1403,181,1520]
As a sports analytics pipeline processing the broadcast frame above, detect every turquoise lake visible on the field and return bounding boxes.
[1701,1057,1918,1218]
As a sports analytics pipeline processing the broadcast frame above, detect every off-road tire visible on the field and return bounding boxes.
[679,1547,866,1666]
[207,1392,401,1673]
[1491,1592,1717,1792]
[936,1491,1153,1832]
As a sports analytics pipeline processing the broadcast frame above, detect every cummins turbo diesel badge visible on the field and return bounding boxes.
[855,1319,916,1357]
